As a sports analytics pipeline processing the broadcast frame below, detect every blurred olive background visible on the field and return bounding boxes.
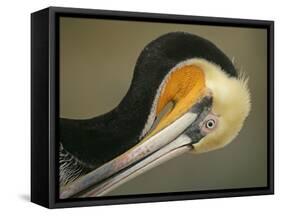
[60,17,267,196]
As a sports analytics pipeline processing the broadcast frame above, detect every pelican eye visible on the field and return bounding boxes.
[206,119,216,129]
[200,114,219,135]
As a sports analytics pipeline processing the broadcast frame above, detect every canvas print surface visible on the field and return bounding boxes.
[59,17,267,199]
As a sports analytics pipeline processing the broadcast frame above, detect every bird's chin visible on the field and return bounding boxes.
[60,93,213,199]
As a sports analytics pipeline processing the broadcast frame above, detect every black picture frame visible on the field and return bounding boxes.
[31,6,274,208]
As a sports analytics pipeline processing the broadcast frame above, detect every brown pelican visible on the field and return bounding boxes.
[59,32,251,198]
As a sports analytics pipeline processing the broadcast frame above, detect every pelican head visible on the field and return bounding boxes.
[185,58,251,153]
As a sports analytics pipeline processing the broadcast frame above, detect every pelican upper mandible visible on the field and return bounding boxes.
[60,32,251,198]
